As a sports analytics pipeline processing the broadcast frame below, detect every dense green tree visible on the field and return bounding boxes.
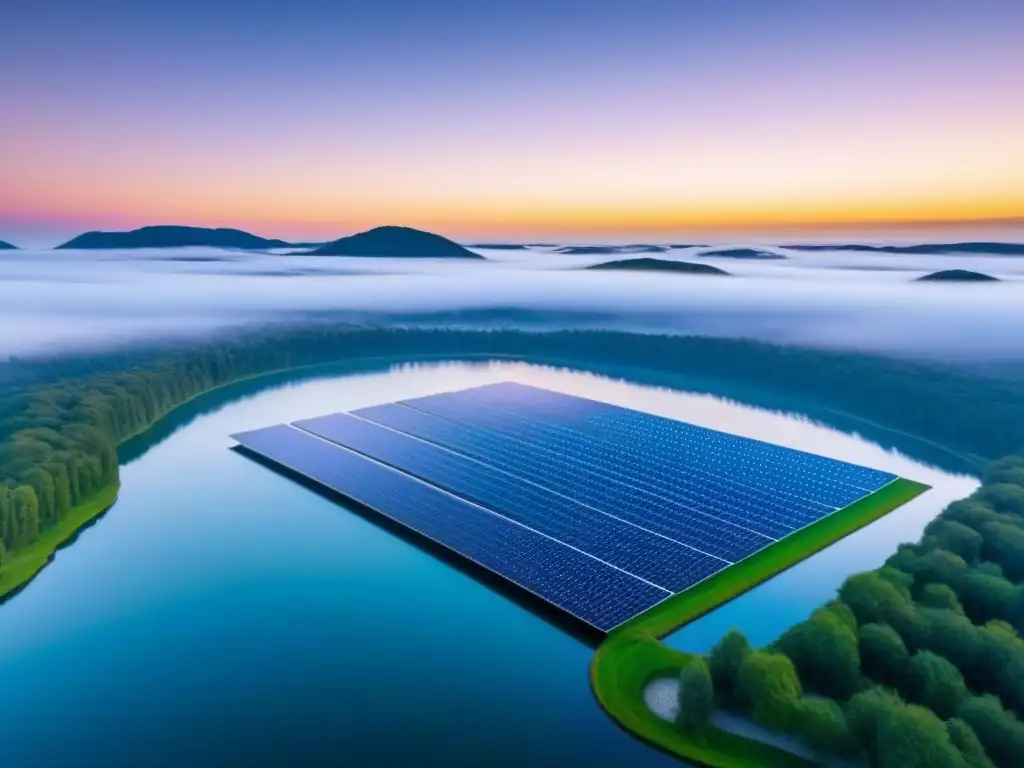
[983,456,1024,488]
[910,651,969,719]
[776,606,863,699]
[735,651,802,731]
[886,542,921,572]
[958,570,1017,623]
[925,520,985,564]
[957,694,1024,768]
[947,718,996,768]
[942,500,1007,533]
[908,549,969,590]
[676,658,715,731]
[879,565,915,594]
[921,583,965,613]
[846,686,905,761]
[859,622,911,689]
[0,537,6,567]
[976,484,1024,517]
[976,561,1007,578]
[979,522,1024,582]
[840,570,925,648]
[876,702,970,768]
[0,486,12,548]
[823,599,858,634]
[1011,589,1024,635]
[11,486,39,547]
[792,696,854,758]
[707,629,750,704]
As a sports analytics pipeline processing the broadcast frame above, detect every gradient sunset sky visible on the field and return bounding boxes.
[3,0,1023,246]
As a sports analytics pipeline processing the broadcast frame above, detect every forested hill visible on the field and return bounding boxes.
[310,226,484,258]
[0,240,18,250]
[917,270,1000,282]
[55,226,291,250]
[586,257,728,275]
[784,242,1024,256]
[2,327,1024,594]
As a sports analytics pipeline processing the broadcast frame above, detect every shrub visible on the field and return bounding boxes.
[707,629,750,704]
[735,651,802,731]
[676,658,714,731]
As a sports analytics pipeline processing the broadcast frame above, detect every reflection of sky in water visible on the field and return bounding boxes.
[202,359,974,653]
[1,246,1023,361]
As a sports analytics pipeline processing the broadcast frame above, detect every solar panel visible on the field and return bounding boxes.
[395,395,835,535]
[231,424,669,631]
[294,413,725,590]
[231,381,907,634]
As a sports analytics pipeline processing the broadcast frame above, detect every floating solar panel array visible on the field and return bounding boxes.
[231,382,898,632]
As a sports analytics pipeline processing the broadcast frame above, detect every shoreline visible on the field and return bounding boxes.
[589,478,929,767]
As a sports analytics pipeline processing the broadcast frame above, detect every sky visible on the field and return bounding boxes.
[2,0,1023,246]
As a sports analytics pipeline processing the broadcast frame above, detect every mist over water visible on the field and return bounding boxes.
[2,244,1023,361]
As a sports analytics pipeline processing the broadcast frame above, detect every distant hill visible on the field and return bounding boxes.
[700,247,786,260]
[311,226,483,258]
[916,269,1000,282]
[468,243,530,250]
[586,257,729,276]
[0,240,18,249]
[56,225,290,250]
[783,242,1024,255]
[557,246,626,255]
[619,244,668,253]
[557,245,666,255]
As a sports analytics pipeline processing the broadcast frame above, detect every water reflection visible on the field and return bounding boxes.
[0,359,976,767]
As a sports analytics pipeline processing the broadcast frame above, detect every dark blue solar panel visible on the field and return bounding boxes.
[355,402,788,544]
[458,382,895,500]
[233,381,906,634]
[398,394,836,536]
[294,413,726,589]
[231,424,669,631]
[409,385,892,511]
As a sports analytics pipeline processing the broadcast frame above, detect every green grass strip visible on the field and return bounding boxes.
[591,477,929,767]
[0,482,120,602]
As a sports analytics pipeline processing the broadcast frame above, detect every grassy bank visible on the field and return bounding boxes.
[591,477,930,766]
[0,481,120,602]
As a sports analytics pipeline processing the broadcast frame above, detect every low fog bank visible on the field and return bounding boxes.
[2,247,1023,363]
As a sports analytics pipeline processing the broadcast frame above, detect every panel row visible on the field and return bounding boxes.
[231,424,670,631]
[431,382,894,509]
[354,402,790,543]
[452,383,876,506]
[478,382,897,490]
[295,412,730,586]
[399,393,835,535]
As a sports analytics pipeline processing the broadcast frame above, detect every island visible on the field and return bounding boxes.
[55,225,292,250]
[557,245,666,255]
[916,269,1000,282]
[783,242,1024,256]
[586,257,729,276]
[0,240,18,249]
[700,247,786,260]
[310,225,484,258]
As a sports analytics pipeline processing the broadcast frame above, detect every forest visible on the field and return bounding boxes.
[675,456,1024,767]
[2,324,1024,579]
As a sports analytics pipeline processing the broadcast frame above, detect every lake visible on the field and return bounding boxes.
[0,359,976,767]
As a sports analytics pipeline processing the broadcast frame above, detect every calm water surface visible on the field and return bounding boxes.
[0,360,975,767]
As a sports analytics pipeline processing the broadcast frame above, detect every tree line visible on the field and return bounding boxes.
[3,325,1024,566]
[675,456,1024,767]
